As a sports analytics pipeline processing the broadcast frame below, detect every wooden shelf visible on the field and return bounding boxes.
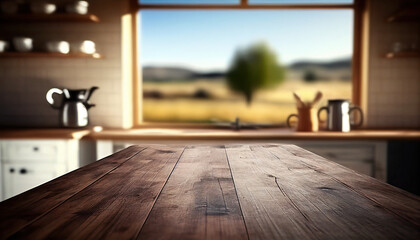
[0,13,99,23]
[387,8,420,22]
[0,52,103,59]
[385,51,420,59]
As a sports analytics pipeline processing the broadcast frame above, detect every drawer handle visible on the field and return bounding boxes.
[19,168,28,174]
[33,147,39,151]
[9,168,15,173]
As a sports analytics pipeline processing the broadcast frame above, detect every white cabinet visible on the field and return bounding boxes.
[0,139,94,201]
[3,163,59,198]
[2,140,66,162]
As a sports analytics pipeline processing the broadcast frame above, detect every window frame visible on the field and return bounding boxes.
[130,0,366,127]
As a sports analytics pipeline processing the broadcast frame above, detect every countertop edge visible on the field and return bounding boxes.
[2,128,419,140]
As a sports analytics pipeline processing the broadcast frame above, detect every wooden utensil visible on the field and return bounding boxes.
[311,91,323,106]
[293,92,305,108]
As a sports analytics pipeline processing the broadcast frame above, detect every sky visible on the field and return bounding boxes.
[139,9,353,72]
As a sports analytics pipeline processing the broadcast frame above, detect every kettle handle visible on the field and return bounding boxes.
[349,106,364,128]
[317,106,329,123]
[46,88,63,109]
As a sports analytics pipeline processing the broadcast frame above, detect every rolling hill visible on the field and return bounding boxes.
[142,57,352,82]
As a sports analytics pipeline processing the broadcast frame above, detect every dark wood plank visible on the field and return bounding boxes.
[0,145,145,239]
[226,144,420,240]
[278,144,420,228]
[6,145,185,240]
[137,145,248,240]
[3,144,420,240]
[137,3,354,10]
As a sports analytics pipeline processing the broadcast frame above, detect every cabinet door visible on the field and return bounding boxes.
[2,163,57,200]
[2,140,66,163]
[296,143,375,177]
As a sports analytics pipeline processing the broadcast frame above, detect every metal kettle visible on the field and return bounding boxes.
[46,86,98,128]
[317,99,363,132]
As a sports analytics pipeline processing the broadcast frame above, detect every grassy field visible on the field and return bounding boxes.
[143,79,351,124]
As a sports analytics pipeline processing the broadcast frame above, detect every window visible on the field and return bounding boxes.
[134,0,361,125]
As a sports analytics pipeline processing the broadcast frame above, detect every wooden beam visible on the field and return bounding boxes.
[137,4,354,10]
[130,0,142,125]
[241,0,248,7]
[352,0,365,107]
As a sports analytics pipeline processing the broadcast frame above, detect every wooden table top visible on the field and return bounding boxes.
[1,144,419,239]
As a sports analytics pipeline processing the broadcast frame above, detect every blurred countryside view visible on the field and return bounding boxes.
[139,10,353,124]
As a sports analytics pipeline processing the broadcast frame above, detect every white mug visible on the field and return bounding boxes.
[80,40,96,54]
[46,41,70,54]
[30,2,57,14]
[13,37,33,52]
[0,40,9,52]
[66,1,88,15]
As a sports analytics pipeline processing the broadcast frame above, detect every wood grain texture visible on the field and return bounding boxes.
[0,145,145,239]
[1,144,420,240]
[278,144,420,229]
[137,4,354,10]
[137,145,248,240]
[6,145,185,240]
[225,144,420,240]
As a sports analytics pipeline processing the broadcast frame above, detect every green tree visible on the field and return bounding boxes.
[227,42,285,105]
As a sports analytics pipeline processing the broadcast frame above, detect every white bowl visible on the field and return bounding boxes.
[46,41,70,54]
[80,40,95,54]
[13,37,33,52]
[30,2,56,14]
[66,1,88,15]
[0,40,9,52]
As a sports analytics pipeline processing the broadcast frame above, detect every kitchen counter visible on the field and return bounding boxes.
[0,129,90,140]
[1,128,419,140]
[87,128,420,140]
[1,144,419,239]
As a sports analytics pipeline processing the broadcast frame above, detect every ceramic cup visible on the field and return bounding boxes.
[0,40,9,52]
[30,2,56,14]
[13,37,33,52]
[46,41,70,54]
[66,1,88,15]
[287,106,319,132]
